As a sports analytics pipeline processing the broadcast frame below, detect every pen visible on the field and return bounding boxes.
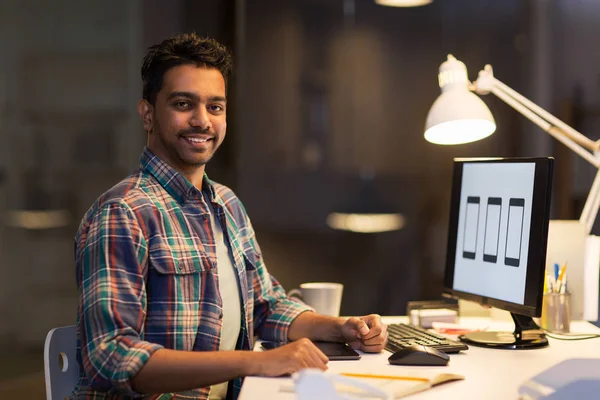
[546,272,555,293]
[559,267,567,294]
[556,263,567,293]
[341,372,429,382]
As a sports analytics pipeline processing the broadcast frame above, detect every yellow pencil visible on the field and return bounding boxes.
[341,372,429,382]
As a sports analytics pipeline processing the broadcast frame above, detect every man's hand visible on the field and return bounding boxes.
[341,314,388,353]
[254,338,329,376]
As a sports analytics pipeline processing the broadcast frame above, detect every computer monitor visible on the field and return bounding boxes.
[443,157,554,349]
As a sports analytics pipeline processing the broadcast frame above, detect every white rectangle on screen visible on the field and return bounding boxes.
[483,198,502,263]
[463,197,479,260]
[505,198,525,267]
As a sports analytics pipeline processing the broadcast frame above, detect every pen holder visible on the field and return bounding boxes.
[540,292,571,333]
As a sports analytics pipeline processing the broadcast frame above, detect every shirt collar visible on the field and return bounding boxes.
[140,147,217,205]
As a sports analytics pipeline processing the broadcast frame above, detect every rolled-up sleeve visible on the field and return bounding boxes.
[76,201,163,396]
[254,276,314,342]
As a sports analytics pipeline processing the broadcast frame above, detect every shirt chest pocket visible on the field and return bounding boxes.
[149,243,210,274]
[145,244,211,350]
[146,243,211,300]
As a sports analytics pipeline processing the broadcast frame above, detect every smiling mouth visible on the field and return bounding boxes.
[183,136,214,145]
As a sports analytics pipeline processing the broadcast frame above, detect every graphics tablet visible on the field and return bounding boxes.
[261,340,361,361]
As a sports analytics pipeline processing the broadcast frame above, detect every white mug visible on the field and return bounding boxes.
[288,282,344,317]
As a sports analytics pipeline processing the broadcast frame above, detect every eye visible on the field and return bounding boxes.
[173,100,191,109]
[209,104,225,113]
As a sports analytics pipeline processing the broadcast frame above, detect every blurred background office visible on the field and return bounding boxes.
[1,0,600,397]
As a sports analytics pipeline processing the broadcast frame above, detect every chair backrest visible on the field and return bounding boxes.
[44,325,79,400]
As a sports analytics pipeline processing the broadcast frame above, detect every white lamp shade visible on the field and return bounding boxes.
[375,0,432,6]
[425,89,496,145]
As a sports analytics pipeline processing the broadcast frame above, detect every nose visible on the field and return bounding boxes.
[190,106,211,132]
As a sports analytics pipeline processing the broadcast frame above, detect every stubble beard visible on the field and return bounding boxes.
[151,125,216,169]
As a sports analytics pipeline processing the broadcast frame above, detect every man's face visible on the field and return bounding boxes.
[139,64,227,177]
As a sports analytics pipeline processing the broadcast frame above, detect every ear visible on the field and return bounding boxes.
[137,99,154,133]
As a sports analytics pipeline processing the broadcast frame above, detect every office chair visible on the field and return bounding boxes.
[43,325,79,400]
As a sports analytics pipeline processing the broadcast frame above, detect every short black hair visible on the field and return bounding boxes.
[141,33,233,105]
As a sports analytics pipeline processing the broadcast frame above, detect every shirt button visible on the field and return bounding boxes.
[219,312,223,319]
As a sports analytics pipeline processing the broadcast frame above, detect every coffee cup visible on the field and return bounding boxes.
[288,282,344,317]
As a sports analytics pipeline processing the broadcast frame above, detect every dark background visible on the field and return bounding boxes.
[2,0,600,396]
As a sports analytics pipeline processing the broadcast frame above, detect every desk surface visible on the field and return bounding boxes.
[239,316,600,400]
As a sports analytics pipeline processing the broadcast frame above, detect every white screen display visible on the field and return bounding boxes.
[453,162,535,305]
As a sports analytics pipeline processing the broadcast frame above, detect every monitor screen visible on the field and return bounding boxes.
[443,157,554,349]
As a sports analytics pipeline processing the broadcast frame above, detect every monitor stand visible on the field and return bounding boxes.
[459,313,549,349]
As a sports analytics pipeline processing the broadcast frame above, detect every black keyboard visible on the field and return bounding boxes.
[386,323,469,354]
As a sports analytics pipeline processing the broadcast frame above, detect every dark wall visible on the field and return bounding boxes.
[236,0,526,314]
[3,0,600,396]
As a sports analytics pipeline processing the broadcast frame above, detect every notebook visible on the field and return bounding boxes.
[281,370,464,399]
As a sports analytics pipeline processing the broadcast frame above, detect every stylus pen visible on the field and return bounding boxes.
[341,372,429,382]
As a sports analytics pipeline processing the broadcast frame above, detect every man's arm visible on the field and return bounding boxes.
[287,312,346,342]
[288,312,388,353]
[76,202,162,396]
[237,210,315,343]
[131,339,328,393]
[235,202,388,352]
[131,349,254,393]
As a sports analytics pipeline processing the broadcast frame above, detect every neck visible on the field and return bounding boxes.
[182,167,205,190]
[146,142,206,189]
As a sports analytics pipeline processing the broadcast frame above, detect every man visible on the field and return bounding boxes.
[73,33,387,400]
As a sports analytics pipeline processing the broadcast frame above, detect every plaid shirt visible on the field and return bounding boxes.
[72,147,311,399]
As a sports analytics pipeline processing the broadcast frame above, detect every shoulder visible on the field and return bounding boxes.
[98,171,155,211]
[78,171,159,230]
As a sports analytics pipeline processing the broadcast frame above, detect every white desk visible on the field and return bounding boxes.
[239,316,600,399]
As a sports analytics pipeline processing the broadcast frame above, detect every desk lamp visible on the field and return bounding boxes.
[425,55,600,321]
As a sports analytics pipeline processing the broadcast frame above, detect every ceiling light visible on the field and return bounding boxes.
[375,0,433,7]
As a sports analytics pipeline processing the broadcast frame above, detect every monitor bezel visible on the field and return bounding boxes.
[443,157,554,318]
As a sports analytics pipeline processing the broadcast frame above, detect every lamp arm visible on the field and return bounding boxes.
[490,83,600,168]
[492,78,600,153]
[581,169,600,235]
[476,73,600,234]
